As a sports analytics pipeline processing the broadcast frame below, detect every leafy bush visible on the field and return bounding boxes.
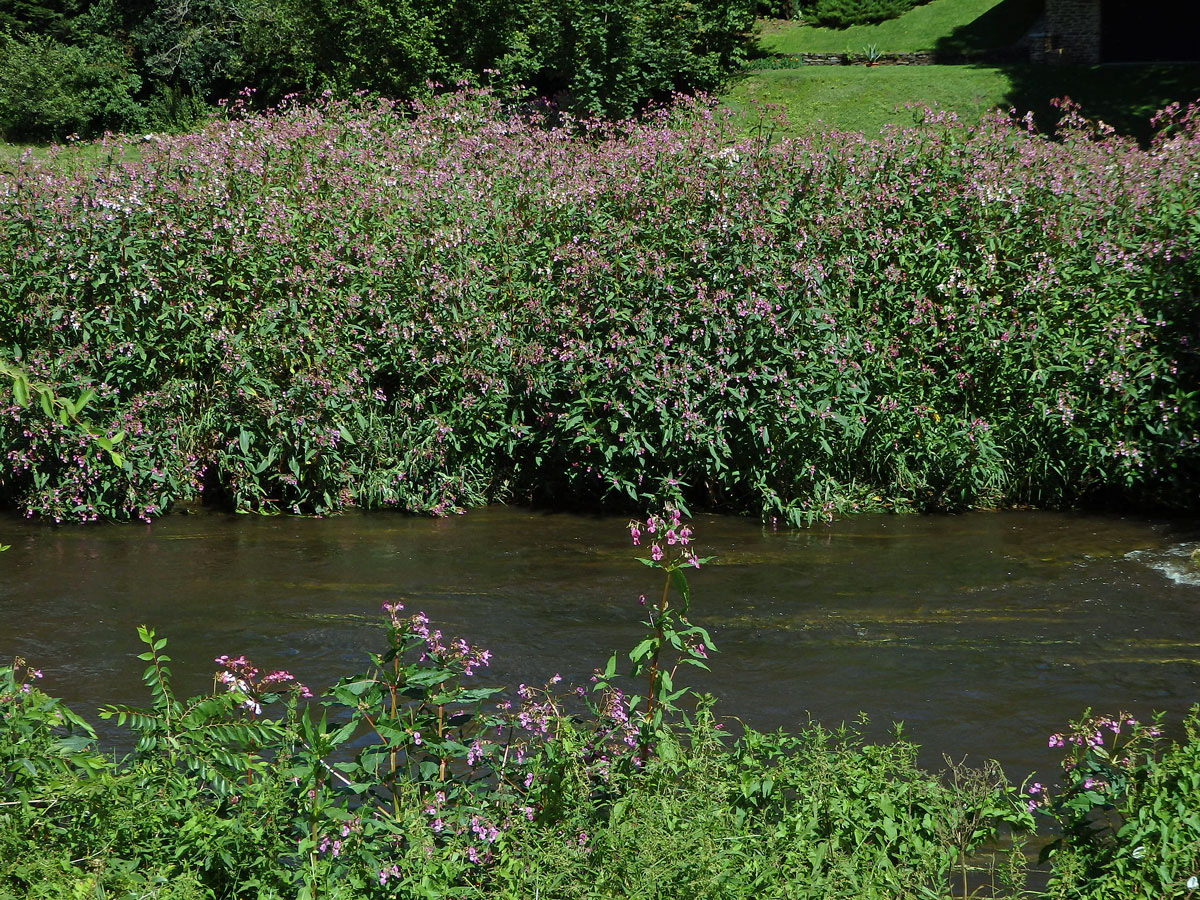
[0,0,756,139]
[757,0,803,19]
[294,0,756,119]
[0,31,146,140]
[1034,709,1200,899]
[2,93,1199,525]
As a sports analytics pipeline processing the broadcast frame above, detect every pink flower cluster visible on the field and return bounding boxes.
[213,653,311,714]
[402,608,492,675]
[629,508,700,569]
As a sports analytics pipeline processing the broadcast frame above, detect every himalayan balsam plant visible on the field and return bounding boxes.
[1,91,1198,526]
[593,508,715,761]
[1032,708,1200,899]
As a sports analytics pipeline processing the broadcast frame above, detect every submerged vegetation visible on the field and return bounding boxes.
[2,515,1198,899]
[2,90,1199,525]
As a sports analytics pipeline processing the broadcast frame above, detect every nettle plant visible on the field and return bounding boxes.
[1032,708,1200,899]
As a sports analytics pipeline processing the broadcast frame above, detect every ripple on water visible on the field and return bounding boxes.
[1126,543,1200,586]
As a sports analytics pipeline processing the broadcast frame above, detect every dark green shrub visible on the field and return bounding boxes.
[802,0,930,28]
[756,0,802,19]
[131,0,253,98]
[0,31,145,140]
[142,83,211,133]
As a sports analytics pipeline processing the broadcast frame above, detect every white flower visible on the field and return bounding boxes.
[1186,875,1199,892]
[1132,846,1146,859]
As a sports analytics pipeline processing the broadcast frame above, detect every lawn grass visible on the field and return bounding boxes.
[726,64,1012,135]
[756,0,1041,55]
[725,63,1200,139]
[0,140,142,175]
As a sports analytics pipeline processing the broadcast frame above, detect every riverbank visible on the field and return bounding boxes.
[2,90,1198,527]
[3,508,1199,898]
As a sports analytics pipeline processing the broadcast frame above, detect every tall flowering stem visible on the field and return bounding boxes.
[601,509,713,760]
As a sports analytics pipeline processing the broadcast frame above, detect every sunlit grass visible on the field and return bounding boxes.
[725,62,1200,139]
[725,64,1013,136]
[755,0,1039,55]
[0,139,144,175]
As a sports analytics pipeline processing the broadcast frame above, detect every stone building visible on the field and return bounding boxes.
[1029,0,1200,64]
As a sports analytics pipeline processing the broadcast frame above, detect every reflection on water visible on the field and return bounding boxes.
[1,507,1197,778]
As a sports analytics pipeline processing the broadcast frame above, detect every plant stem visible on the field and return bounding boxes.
[641,569,671,758]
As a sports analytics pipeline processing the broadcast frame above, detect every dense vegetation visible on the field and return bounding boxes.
[3,522,1198,899]
[758,0,934,28]
[2,91,1199,526]
[0,0,755,140]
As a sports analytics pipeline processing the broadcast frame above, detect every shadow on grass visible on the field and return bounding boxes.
[933,0,1042,57]
[995,64,1200,143]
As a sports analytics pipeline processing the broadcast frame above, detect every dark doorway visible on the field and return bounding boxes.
[1102,0,1200,62]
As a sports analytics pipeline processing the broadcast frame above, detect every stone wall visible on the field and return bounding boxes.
[785,48,1023,67]
[1031,0,1100,64]
[798,51,937,65]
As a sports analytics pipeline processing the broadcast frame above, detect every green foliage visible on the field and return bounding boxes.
[0,0,757,139]
[4,94,1200,524]
[98,626,287,796]
[0,31,145,140]
[0,657,107,800]
[0,0,75,36]
[1037,709,1200,899]
[310,0,448,100]
[0,355,126,469]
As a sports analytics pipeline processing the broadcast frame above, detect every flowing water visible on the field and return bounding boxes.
[2,507,1198,779]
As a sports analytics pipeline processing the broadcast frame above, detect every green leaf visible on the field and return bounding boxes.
[670,568,691,613]
[629,637,655,663]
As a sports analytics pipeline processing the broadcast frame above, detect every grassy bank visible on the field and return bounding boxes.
[727,64,1011,134]
[742,0,1200,140]
[727,63,1200,138]
[756,0,1041,55]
